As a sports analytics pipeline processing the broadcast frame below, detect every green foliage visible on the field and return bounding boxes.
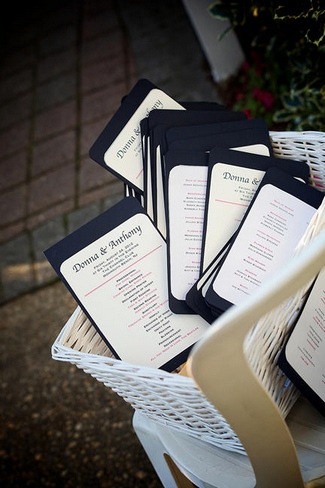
[209,0,325,129]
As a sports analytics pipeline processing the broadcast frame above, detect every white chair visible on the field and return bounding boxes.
[133,229,325,488]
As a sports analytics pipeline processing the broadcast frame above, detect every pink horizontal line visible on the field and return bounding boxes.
[214,199,248,207]
[136,168,144,179]
[85,244,162,297]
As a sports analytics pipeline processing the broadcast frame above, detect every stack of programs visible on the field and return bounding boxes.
[45,78,324,399]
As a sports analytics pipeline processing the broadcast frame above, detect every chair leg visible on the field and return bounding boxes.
[132,411,180,488]
[164,453,198,488]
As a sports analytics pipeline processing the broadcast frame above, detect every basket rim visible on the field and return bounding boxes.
[270,130,325,141]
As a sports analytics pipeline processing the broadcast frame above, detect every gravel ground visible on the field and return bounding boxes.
[0,282,162,487]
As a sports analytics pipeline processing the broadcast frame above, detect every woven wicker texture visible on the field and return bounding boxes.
[52,132,325,455]
[270,131,325,190]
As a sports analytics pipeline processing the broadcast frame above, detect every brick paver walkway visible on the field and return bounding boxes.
[0,0,221,304]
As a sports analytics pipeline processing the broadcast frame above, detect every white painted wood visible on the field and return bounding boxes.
[182,0,245,82]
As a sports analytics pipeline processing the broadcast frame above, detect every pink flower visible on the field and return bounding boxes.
[252,87,275,111]
[242,60,250,72]
[243,108,252,119]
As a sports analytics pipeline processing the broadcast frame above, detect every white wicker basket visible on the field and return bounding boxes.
[52,131,325,455]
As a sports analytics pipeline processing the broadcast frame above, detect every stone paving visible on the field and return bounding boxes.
[0,0,221,305]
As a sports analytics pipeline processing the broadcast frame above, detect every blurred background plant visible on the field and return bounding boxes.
[209,0,325,130]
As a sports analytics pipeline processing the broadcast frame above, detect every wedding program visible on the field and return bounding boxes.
[45,197,209,371]
[279,267,325,414]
